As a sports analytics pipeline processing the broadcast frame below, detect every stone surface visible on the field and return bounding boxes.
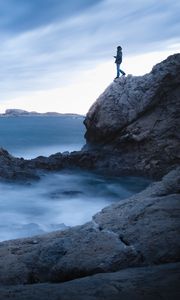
[0,263,179,300]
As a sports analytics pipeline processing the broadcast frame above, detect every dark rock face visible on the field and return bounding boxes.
[0,148,39,181]
[84,54,180,177]
[0,263,179,300]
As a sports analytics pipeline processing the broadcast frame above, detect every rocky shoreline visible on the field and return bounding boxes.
[0,54,179,299]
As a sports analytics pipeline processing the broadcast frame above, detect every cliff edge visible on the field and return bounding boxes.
[84,54,180,177]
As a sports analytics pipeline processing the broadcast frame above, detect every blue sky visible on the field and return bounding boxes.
[0,0,180,113]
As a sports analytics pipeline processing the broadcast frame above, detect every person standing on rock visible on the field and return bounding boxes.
[114,46,126,78]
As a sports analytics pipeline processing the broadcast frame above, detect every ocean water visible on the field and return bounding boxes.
[0,116,85,158]
[0,116,151,241]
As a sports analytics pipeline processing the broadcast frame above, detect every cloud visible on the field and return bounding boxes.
[0,0,179,101]
[0,0,101,33]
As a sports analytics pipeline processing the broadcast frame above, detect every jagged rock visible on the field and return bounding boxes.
[84,54,180,177]
[0,148,39,181]
[93,168,180,265]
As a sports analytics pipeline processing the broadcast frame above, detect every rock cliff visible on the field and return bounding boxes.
[84,54,180,177]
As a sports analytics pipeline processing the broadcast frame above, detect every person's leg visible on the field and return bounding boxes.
[120,66,126,76]
[116,64,120,78]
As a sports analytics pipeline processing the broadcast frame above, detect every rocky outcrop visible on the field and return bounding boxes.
[0,148,103,181]
[84,54,180,177]
[0,148,39,181]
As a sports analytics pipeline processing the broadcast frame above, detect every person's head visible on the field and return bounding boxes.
[117,46,122,50]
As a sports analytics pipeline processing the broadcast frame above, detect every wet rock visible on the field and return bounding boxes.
[0,147,39,181]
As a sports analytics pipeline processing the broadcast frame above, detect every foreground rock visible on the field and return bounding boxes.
[0,263,179,300]
[0,168,179,287]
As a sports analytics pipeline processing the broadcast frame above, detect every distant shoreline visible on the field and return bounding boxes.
[0,109,85,118]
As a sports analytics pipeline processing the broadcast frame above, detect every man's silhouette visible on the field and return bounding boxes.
[114,46,126,78]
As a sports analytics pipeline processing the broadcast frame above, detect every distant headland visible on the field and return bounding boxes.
[0,109,84,118]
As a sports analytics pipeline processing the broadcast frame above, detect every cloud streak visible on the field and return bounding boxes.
[0,0,101,33]
[0,0,179,101]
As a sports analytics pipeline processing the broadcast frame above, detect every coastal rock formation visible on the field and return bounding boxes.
[0,148,39,181]
[84,54,180,177]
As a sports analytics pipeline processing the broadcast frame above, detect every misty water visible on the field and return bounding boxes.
[0,116,150,241]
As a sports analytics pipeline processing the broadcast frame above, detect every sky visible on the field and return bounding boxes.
[0,0,180,114]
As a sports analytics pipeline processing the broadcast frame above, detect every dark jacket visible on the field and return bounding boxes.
[114,49,122,64]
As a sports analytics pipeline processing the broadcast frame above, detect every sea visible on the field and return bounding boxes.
[0,116,151,241]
